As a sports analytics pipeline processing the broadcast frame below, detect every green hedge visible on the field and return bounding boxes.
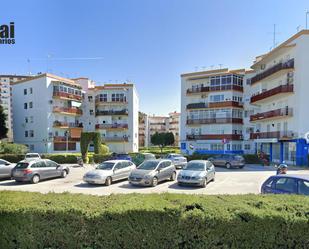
[0,191,309,248]
[41,154,78,164]
[0,154,25,163]
[243,154,261,164]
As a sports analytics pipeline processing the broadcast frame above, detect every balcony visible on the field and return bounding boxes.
[53,107,83,115]
[53,91,82,101]
[53,121,83,128]
[187,118,243,125]
[187,85,243,94]
[186,101,243,110]
[95,123,128,129]
[95,100,127,105]
[250,131,295,140]
[250,107,293,122]
[53,136,80,142]
[250,59,294,85]
[102,136,129,142]
[95,109,128,116]
[187,134,243,140]
[250,84,294,104]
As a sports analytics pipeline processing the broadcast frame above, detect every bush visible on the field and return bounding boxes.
[93,154,111,163]
[0,142,28,154]
[42,154,78,164]
[0,154,25,163]
[0,191,309,249]
[99,143,109,154]
[243,154,261,164]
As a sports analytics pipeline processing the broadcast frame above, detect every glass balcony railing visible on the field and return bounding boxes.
[187,118,243,125]
[53,91,82,101]
[187,85,243,94]
[186,101,243,109]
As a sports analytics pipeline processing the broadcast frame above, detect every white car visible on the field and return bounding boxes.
[83,160,136,186]
[25,153,41,161]
[166,153,187,169]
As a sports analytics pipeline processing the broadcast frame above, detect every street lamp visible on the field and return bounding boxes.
[64,130,70,153]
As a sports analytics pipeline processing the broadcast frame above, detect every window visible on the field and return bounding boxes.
[32,161,45,168]
[210,94,224,102]
[298,180,309,195]
[112,93,126,102]
[89,110,94,115]
[98,94,107,102]
[244,144,251,150]
[46,160,58,168]
[25,131,28,137]
[24,103,27,109]
[274,177,296,193]
[30,88,33,94]
[29,102,33,108]
[24,89,27,95]
[29,144,34,151]
[88,96,93,102]
[30,116,34,123]
[29,130,34,137]
[25,117,28,123]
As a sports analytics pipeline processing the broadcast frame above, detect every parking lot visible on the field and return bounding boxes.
[1,164,309,195]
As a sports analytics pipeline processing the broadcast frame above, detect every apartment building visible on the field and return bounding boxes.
[76,78,139,153]
[247,30,309,166]
[167,111,180,146]
[0,75,32,141]
[180,30,309,166]
[180,69,245,155]
[138,112,148,147]
[12,73,83,153]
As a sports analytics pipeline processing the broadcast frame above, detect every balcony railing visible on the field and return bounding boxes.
[53,91,82,101]
[53,121,83,128]
[187,85,243,94]
[250,84,294,103]
[186,101,243,109]
[186,134,243,140]
[53,136,80,142]
[95,99,127,104]
[95,109,128,116]
[102,136,129,142]
[250,59,294,85]
[95,123,128,129]
[53,107,83,115]
[250,107,293,122]
[187,118,243,125]
[250,131,295,140]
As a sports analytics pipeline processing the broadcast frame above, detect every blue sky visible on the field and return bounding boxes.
[1,0,308,115]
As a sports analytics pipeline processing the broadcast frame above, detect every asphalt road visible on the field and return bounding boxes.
[0,164,309,195]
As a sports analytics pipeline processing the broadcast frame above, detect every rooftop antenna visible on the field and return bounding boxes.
[296,25,301,32]
[27,58,31,75]
[268,24,280,50]
[219,64,223,69]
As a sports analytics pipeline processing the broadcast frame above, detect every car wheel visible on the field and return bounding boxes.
[170,171,176,181]
[61,170,67,178]
[151,177,158,187]
[31,175,40,184]
[105,177,112,186]
[225,163,232,169]
[202,178,207,188]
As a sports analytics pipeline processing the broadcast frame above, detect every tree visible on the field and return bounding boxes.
[0,105,8,139]
[151,132,175,153]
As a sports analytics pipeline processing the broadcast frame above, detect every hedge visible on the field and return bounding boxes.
[0,154,25,163]
[0,191,309,249]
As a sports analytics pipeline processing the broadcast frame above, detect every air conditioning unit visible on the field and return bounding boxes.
[49,100,53,104]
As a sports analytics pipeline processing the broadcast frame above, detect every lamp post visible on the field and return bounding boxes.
[64,130,70,153]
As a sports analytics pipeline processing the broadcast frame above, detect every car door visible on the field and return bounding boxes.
[113,162,123,181]
[0,160,13,178]
[32,161,48,179]
[45,160,61,177]
[262,177,275,194]
[156,162,167,181]
[273,177,297,194]
[297,180,309,195]
[120,161,131,179]
[206,162,215,180]
[212,155,222,166]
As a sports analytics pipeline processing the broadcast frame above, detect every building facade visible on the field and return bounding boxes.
[12,74,139,154]
[167,112,180,146]
[138,112,148,147]
[180,30,309,166]
[0,75,32,141]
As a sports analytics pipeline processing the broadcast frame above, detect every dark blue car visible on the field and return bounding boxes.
[261,174,309,195]
[110,153,132,161]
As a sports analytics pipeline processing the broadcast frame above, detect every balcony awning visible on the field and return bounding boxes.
[70,128,82,138]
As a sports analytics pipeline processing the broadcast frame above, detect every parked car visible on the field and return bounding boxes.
[110,153,132,161]
[129,159,176,187]
[261,174,309,195]
[166,153,187,169]
[83,160,136,185]
[208,154,245,169]
[177,160,215,187]
[132,153,156,166]
[25,153,41,160]
[12,159,69,184]
[0,159,15,179]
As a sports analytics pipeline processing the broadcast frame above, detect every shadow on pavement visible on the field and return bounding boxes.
[168,182,206,190]
[118,183,150,189]
[213,165,304,173]
[0,180,28,186]
[74,182,106,188]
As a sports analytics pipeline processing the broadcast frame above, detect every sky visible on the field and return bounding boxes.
[0,0,308,115]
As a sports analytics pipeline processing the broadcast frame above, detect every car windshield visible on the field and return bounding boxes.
[172,154,182,158]
[137,160,159,170]
[96,162,115,170]
[15,162,29,169]
[26,154,39,158]
[183,162,205,171]
[234,155,244,160]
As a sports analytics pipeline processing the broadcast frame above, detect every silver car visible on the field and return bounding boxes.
[12,159,69,184]
[0,159,15,179]
[166,153,187,169]
[177,160,215,187]
[83,160,136,186]
[208,154,245,169]
[129,159,176,187]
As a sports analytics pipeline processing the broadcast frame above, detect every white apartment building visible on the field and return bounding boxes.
[0,75,32,141]
[180,29,309,166]
[180,69,245,155]
[12,73,139,154]
[76,78,139,153]
[167,112,180,146]
[138,112,149,147]
[12,73,83,153]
